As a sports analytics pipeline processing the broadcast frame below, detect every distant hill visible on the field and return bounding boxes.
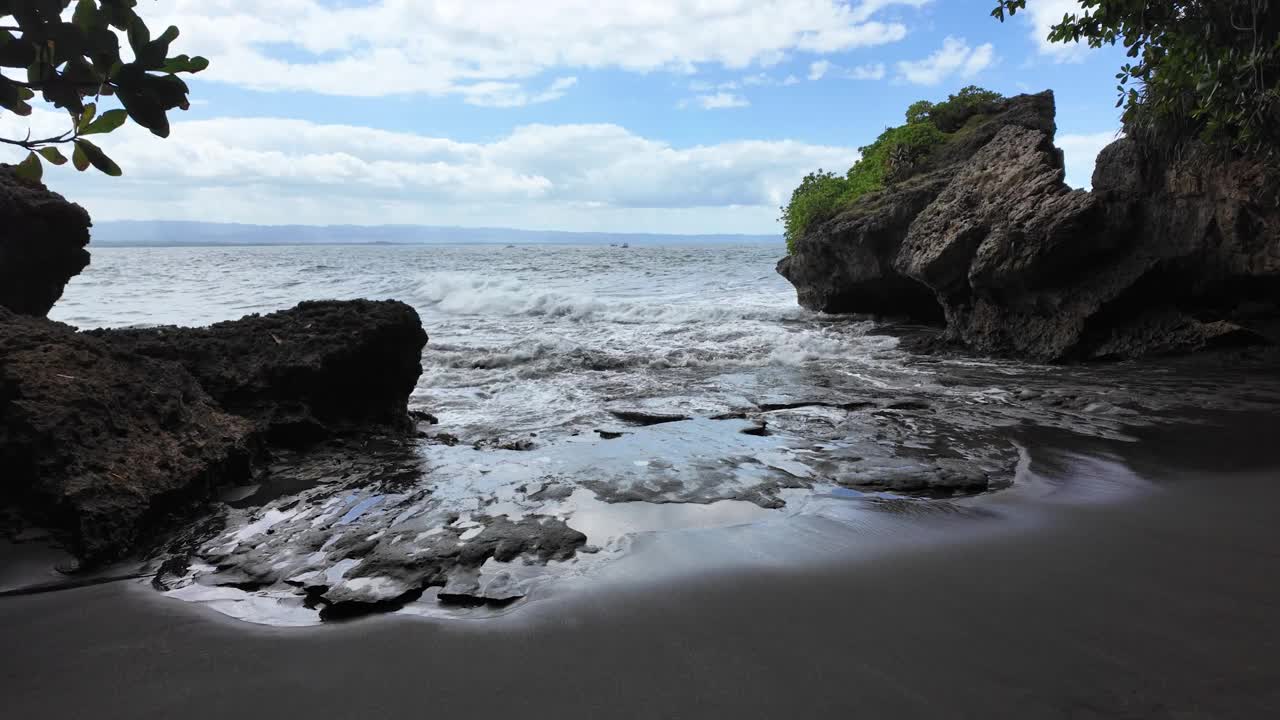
[90,221,782,247]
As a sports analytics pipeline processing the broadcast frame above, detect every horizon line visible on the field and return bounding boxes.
[94,219,782,240]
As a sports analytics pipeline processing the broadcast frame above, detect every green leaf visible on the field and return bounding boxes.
[160,55,210,74]
[73,0,101,33]
[87,26,120,71]
[72,143,90,171]
[116,90,168,137]
[126,17,151,55]
[138,27,181,69]
[15,152,43,184]
[74,138,122,177]
[80,108,128,135]
[0,30,35,69]
[79,102,97,130]
[0,77,31,114]
[38,147,69,165]
[62,56,101,93]
[47,21,90,66]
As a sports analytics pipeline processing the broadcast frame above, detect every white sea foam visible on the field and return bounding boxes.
[55,245,878,430]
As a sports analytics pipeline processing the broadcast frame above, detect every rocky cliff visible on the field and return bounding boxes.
[778,92,1280,361]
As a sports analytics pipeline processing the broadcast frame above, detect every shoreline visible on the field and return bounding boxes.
[3,414,1278,718]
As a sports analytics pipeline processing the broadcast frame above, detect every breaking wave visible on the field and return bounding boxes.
[414,271,801,326]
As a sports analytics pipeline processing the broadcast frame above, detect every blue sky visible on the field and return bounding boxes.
[2,0,1124,234]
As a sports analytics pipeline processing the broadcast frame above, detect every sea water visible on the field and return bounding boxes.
[50,243,1280,624]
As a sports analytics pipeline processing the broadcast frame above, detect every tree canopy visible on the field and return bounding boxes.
[992,0,1279,155]
[0,0,207,182]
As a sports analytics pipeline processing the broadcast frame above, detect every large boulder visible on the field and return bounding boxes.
[0,307,254,563]
[2,300,429,564]
[91,300,429,445]
[0,164,92,316]
[779,91,1280,361]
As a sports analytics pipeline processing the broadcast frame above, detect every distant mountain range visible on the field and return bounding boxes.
[90,221,782,247]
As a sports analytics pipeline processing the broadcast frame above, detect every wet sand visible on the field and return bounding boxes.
[3,419,1280,719]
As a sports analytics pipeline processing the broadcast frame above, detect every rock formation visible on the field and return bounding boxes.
[779,92,1280,361]
[0,307,255,563]
[92,300,428,446]
[1,301,427,563]
[0,165,92,316]
[0,167,430,564]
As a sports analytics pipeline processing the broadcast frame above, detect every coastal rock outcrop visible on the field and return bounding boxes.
[91,300,429,445]
[2,300,428,563]
[778,91,1280,361]
[0,164,92,317]
[0,307,254,563]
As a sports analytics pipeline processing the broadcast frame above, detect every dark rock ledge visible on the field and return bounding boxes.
[0,166,429,565]
[90,299,427,446]
[778,91,1280,362]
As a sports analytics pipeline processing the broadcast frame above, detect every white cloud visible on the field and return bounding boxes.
[461,77,579,108]
[683,73,806,103]
[849,0,934,22]
[695,92,750,110]
[848,63,887,80]
[1024,0,1089,62]
[147,0,929,102]
[739,73,801,87]
[896,36,996,85]
[1,108,855,233]
[1058,130,1121,189]
[808,61,885,82]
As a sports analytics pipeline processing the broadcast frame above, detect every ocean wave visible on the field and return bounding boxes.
[422,324,900,382]
[414,272,803,326]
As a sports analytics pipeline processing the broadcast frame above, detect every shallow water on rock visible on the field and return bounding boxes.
[48,244,1280,625]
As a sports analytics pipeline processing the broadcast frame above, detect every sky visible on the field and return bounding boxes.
[1,0,1125,235]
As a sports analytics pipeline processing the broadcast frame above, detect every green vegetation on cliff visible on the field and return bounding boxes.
[993,1,1279,156]
[781,86,1003,253]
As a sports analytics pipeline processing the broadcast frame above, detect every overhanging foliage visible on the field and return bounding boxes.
[0,0,207,182]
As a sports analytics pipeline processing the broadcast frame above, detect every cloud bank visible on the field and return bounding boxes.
[150,0,932,105]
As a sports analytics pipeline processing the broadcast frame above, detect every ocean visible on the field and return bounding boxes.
[53,244,909,443]
[49,243,1280,625]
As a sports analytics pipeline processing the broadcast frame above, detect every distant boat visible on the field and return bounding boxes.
[620,243,630,248]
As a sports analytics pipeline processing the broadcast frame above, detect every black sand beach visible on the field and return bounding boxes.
[3,416,1278,720]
